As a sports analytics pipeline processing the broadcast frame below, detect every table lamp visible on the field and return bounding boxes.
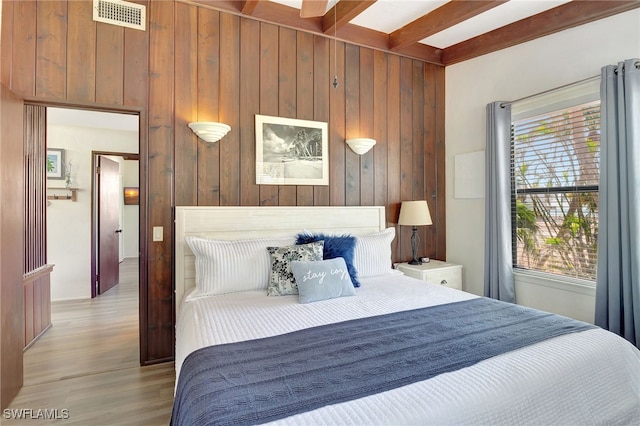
[398,200,432,265]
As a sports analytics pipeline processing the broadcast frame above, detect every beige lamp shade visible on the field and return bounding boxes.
[398,200,432,226]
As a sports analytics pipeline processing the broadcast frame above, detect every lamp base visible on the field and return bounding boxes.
[408,226,422,265]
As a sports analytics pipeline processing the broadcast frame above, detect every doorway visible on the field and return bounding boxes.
[91,152,140,297]
[20,101,147,374]
[46,107,139,301]
[45,107,140,301]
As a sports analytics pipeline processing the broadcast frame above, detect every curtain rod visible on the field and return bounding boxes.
[500,74,599,108]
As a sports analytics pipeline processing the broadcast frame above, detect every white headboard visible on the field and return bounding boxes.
[174,206,387,309]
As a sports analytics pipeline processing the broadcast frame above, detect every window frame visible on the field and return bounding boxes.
[509,81,600,285]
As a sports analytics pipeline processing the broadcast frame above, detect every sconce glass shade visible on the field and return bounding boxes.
[188,122,231,143]
[346,138,376,155]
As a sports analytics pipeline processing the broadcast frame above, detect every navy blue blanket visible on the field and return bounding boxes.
[171,297,595,426]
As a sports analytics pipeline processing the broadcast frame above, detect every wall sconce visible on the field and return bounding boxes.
[188,122,231,143]
[346,138,376,155]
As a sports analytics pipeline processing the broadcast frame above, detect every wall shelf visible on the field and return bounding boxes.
[46,187,78,202]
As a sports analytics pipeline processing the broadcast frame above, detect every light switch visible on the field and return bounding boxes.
[153,226,163,242]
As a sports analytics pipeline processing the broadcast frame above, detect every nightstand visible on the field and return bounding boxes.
[396,260,463,290]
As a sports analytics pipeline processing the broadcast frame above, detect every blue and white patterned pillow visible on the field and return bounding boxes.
[291,257,356,304]
[266,241,324,296]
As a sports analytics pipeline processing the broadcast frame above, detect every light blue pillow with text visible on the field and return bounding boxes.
[291,257,356,304]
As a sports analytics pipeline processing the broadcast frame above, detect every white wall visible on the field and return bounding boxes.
[445,10,640,322]
[123,159,139,259]
[47,122,137,301]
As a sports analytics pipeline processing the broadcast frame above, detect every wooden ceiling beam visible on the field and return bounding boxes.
[390,0,507,51]
[240,0,263,15]
[341,24,444,65]
[300,0,329,18]
[322,0,377,34]
[189,0,439,63]
[442,0,640,65]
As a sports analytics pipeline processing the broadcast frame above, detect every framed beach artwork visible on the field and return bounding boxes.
[255,114,329,185]
[47,148,65,179]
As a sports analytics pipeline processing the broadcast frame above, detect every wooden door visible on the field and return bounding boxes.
[98,156,121,295]
[0,85,25,409]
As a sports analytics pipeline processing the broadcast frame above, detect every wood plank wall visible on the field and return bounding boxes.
[23,105,52,349]
[1,0,446,364]
[0,84,25,410]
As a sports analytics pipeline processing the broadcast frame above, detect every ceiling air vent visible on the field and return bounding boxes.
[93,0,146,31]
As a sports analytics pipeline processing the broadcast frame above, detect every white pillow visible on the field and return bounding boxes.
[353,227,396,278]
[185,235,296,297]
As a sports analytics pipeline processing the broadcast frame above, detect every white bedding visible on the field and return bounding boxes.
[175,273,640,425]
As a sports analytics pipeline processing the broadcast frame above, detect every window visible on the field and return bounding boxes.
[511,80,600,282]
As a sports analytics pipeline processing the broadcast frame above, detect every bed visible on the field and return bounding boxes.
[172,206,640,426]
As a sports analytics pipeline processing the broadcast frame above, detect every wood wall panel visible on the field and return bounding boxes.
[123,2,150,108]
[1,85,25,409]
[1,0,15,87]
[373,50,388,208]
[359,48,374,206]
[434,64,447,260]
[412,60,426,256]
[239,19,261,206]
[96,23,124,105]
[66,1,96,103]
[329,40,346,207]
[344,43,360,207]
[196,9,221,206]
[174,2,198,207]
[295,31,314,206]
[424,63,437,259]
[258,23,279,206]
[3,0,446,365]
[218,13,241,206]
[399,57,414,262]
[386,55,401,228]
[24,281,34,346]
[35,1,67,99]
[277,28,297,206]
[312,36,330,206]
[23,268,52,351]
[146,0,175,362]
[11,1,37,96]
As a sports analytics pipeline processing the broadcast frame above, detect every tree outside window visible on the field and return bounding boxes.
[512,100,600,282]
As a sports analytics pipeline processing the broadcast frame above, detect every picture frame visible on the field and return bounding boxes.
[124,187,140,205]
[255,114,329,185]
[47,148,65,179]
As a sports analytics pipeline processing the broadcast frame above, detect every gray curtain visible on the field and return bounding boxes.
[595,59,640,348]
[484,102,515,303]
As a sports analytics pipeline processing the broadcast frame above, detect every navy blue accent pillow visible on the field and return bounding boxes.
[295,232,360,287]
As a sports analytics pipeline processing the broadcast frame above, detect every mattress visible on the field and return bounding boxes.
[175,272,640,425]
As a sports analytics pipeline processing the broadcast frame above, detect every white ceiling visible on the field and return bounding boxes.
[271,0,571,49]
[47,107,139,132]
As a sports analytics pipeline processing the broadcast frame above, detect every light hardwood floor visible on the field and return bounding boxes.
[5,258,175,425]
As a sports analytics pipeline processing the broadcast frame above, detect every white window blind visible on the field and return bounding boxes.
[511,79,600,282]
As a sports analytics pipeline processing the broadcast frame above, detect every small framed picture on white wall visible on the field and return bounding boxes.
[47,148,65,180]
